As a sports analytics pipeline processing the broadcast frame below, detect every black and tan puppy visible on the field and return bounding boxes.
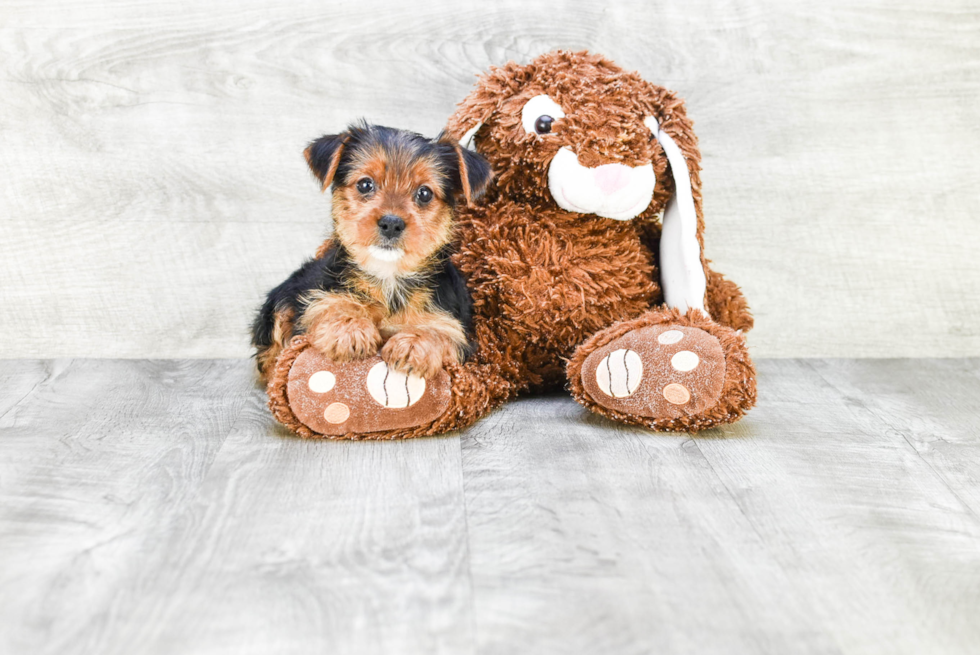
[252,123,492,381]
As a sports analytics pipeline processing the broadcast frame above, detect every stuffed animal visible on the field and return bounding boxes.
[266,50,756,438]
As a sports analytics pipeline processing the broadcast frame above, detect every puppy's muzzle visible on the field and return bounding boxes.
[377,214,405,243]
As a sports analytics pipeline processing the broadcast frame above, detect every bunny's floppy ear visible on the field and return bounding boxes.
[304,133,350,191]
[445,88,490,152]
[458,122,484,151]
[644,115,708,316]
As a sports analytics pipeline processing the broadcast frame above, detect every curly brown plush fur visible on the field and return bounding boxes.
[266,50,756,437]
[442,50,756,430]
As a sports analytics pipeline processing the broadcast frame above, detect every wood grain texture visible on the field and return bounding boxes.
[460,396,839,655]
[1,357,980,654]
[0,359,474,655]
[688,360,980,654]
[1,0,979,359]
[458,359,980,654]
[115,389,475,655]
[0,359,254,655]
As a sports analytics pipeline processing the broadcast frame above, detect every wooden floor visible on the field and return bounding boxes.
[1,358,979,655]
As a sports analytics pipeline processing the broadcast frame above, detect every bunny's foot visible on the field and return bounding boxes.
[568,308,756,432]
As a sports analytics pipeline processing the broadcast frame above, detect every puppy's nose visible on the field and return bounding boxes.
[377,214,406,239]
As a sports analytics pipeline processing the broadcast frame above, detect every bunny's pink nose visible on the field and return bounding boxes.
[593,163,631,195]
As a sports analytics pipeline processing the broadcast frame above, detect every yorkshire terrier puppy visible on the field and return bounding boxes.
[252,122,492,381]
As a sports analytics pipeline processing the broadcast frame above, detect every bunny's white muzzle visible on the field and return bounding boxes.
[547,147,655,221]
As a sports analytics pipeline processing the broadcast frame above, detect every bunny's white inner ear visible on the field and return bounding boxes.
[459,122,483,151]
[644,116,707,316]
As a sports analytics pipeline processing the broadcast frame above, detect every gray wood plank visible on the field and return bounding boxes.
[3,358,980,654]
[0,359,254,655]
[0,360,474,655]
[460,396,840,655]
[99,387,475,655]
[0,360,55,419]
[692,359,980,655]
[1,0,979,359]
[459,359,980,655]
[806,358,980,522]
[0,219,328,359]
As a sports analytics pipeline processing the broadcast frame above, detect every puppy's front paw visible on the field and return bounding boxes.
[310,318,382,362]
[381,329,458,379]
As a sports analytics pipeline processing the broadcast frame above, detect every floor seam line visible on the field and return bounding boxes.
[456,431,480,655]
[0,359,69,424]
[802,359,980,528]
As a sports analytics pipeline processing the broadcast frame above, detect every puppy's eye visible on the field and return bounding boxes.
[534,116,554,135]
[415,186,433,205]
[356,177,375,195]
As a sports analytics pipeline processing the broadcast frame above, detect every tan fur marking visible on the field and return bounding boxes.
[380,306,468,378]
[300,291,385,362]
[332,148,453,278]
[453,142,473,206]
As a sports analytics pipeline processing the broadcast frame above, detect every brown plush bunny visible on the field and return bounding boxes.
[267,50,756,438]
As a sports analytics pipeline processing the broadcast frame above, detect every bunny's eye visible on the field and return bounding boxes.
[521,95,566,135]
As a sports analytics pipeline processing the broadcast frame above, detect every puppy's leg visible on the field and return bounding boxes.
[256,307,295,382]
[380,308,467,378]
[300,291,384,361]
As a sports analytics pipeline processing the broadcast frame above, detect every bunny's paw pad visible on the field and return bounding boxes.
[286,349,451,436]
[580,325,726,420]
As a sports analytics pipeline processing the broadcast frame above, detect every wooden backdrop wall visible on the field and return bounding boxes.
[1,0,978,359]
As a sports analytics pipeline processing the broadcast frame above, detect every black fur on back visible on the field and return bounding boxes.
[250,244,353,350]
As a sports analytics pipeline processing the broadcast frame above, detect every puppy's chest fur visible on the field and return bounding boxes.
[346,269,434,316]
[304,243,472,334]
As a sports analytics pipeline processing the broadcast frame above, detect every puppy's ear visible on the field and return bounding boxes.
[304,133,349,191]
[456,144,493,205]
[441,138,493,206]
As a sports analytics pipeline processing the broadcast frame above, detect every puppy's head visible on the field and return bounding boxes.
[304,123,492,279]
